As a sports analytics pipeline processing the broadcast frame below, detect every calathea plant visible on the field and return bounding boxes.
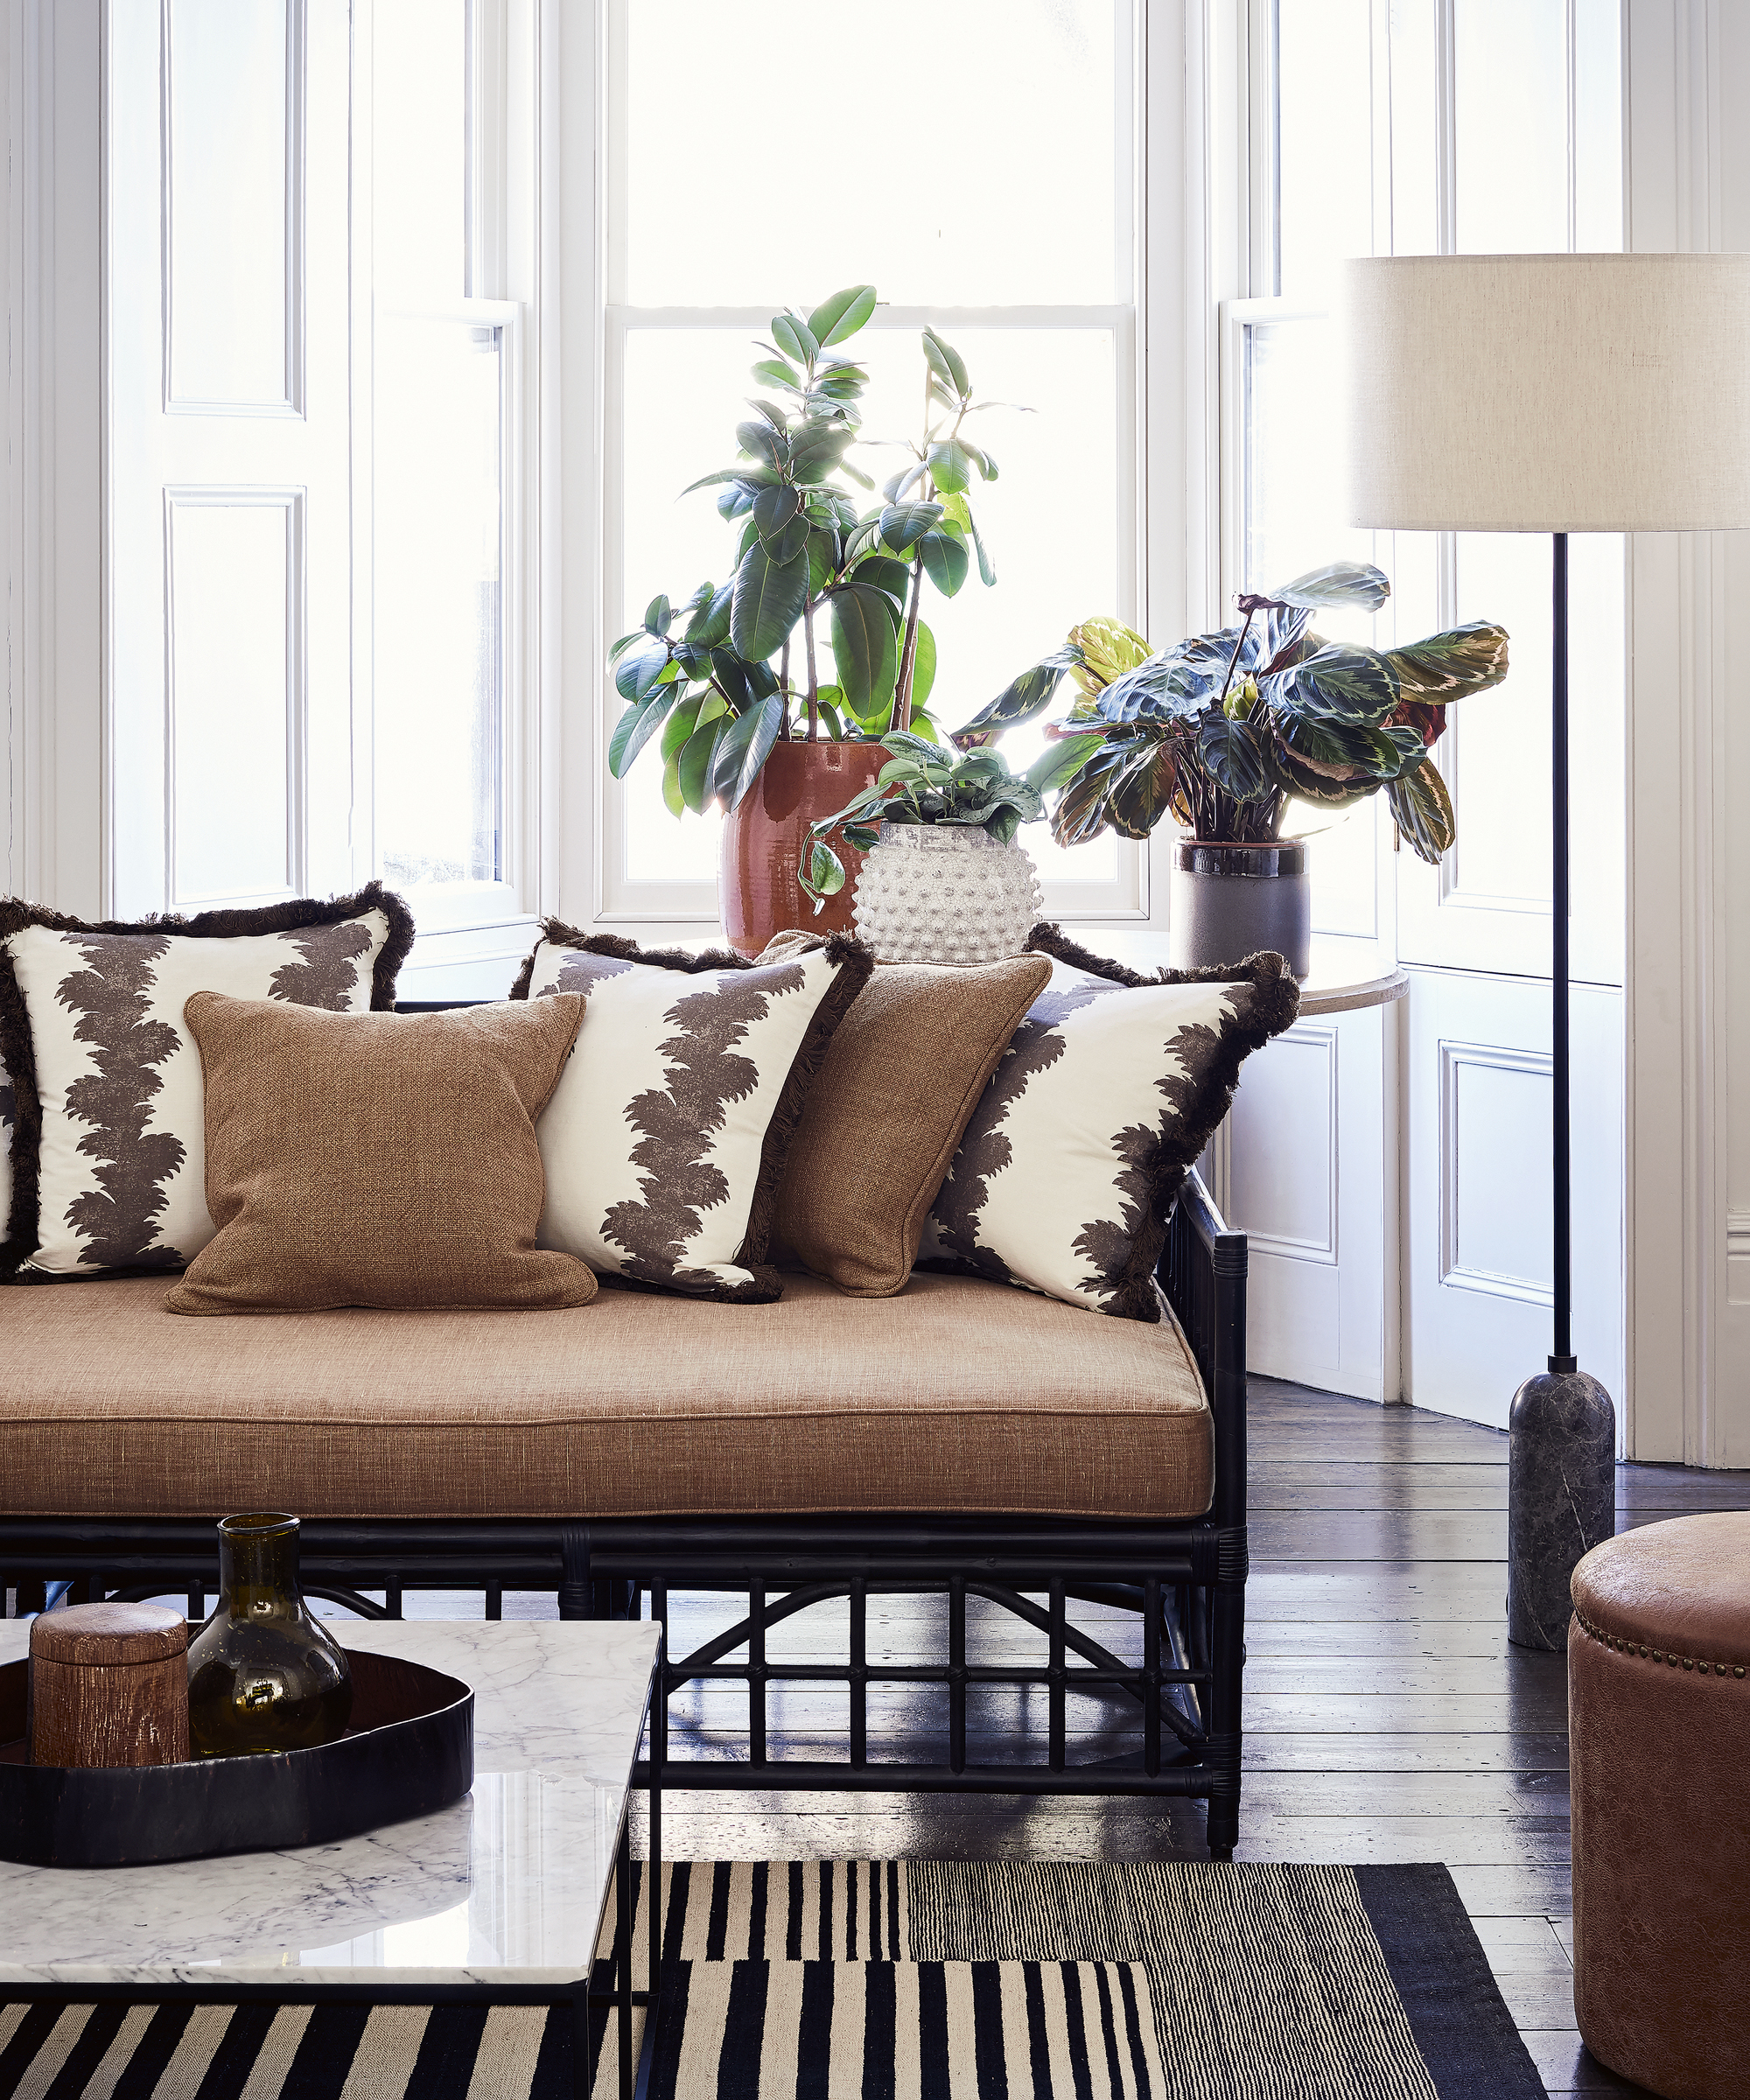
[606,284,1012,828]
[956,562,1509,863]
[799,731,1098,907]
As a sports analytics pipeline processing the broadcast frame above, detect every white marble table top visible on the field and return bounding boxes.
[0,1618,660,1990]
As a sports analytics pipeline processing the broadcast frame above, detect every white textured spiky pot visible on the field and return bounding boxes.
[850,822,1044,963]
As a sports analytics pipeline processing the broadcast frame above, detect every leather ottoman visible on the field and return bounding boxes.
[1569,1511,1750,2100]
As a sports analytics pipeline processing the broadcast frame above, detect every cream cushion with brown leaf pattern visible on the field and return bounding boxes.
[513,927,872,1303]
[0,886,412,1278]
[916,928,1300,1320]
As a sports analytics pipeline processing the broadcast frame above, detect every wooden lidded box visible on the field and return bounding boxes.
[29,1602,190,1768]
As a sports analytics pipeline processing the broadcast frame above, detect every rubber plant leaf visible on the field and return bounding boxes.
[613,636,672,703]
[730,537,808,662]
[807,284,877,347]
[828,582,900,721]
[608,686,678,779]
[677,713,727,814]
[918,528,970,598]
[712,692,786,812]
[879,501,944,552]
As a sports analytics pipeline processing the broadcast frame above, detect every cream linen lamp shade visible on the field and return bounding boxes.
[1340,252,1750,534]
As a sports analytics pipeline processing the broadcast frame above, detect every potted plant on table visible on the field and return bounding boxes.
[607,284,1016,955]
[798,732,1097,962]
[948,560,1509,975]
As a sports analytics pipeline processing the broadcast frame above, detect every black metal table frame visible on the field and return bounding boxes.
[1,1174,1248,1855]
[4,1678,666,2100]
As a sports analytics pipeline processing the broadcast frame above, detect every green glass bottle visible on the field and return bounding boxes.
[186,1514,353,1758]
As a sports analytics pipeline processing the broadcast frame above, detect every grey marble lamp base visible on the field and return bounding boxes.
[1506,1368,1616,1651]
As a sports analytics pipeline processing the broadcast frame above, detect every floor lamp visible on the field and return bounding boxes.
[1339,253,1750,1649]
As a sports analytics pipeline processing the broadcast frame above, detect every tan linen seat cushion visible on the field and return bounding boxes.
[166,993,595,1315]
[1,1271,1213,1520]
[766,948,1053,1297]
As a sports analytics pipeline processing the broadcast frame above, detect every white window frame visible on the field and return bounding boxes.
[358,0,551,999]
[586,0,1150,935]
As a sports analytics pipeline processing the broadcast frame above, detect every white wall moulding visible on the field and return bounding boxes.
[107,0,352,920]
[162,0,304,416]
[1437,1040,1555,1310]
[1407,969,1624,1435]
[1623,0,1750,1467]
[164,486,304,910]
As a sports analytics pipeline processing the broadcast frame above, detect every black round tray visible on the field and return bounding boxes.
[0,1648,473,1868]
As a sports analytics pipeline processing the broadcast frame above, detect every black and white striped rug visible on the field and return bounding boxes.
[0,1860,1543,2099]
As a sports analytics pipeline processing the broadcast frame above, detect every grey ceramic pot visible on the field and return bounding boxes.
[1167,839,1311,978]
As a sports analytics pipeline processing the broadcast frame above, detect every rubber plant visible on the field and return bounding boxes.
[955,561,1509,863]
[606,284,1013,825]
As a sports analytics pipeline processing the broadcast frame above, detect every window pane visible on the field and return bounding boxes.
[1454,0,1568,254]
[613,323,1124,889]
[373,0,467,304]
[375,318,505,901]
[1277,0,1375,299]
[620,0,1122,306]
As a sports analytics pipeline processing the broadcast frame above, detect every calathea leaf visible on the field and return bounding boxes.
[1387,758,1456,864]
[1197,714,1269,799]
[1050,742,1131,848]
[807,284,877,347]
[1267,559,1391,614]
[1383,621,1510,703]
[919,528,969,597]
[1275,710,1408,781]
[949,646,1080,744]
[828,582,900,721]
[1264,641,1401,725]
[730,538,808,661]
[608,687,678,778]
[879,500,943,552]
[1106,740,1183,839]
[712,691,786,811]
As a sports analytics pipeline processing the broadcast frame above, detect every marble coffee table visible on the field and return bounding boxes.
[0,1619,662,2100]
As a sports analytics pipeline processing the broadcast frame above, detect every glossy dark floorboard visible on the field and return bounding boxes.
[622,1377,1743,2096]
[78,1376,1747,2096]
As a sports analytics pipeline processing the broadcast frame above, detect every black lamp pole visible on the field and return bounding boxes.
[1504,529,1614,1651]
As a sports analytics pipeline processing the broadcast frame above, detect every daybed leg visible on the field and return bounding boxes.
[1206,1539,1247,1861]
[559,1525,592,1620]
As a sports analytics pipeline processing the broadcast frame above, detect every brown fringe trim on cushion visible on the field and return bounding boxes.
[1015,923,1301,1320]
[0,884,414,1277]
[509,921,766,998]
[507,922,873,1304]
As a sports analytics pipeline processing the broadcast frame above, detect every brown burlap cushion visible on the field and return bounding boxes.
[165,994,595,1315]
[766,944,1052,1297]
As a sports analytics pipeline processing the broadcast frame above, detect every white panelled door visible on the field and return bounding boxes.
[107,0,354,918]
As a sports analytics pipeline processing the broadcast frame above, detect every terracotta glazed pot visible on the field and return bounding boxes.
[720,739,884,957]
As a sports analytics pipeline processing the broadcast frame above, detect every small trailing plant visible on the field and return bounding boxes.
[606,284,1018,833]
[959,561,1510,863]
[799,732,1098,907]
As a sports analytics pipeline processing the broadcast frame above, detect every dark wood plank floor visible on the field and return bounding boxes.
[614,1377,1750,2098]
[31,1376,1750,2096]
